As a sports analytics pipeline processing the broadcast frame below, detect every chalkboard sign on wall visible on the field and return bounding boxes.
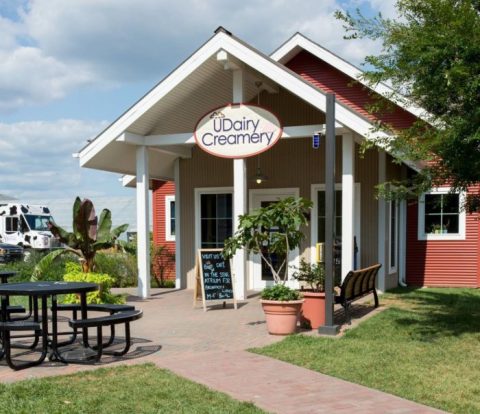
[194,249,237,311]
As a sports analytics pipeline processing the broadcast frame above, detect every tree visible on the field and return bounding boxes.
[223,197,312,285]
[33,197,128,279]
[336,0,480,206]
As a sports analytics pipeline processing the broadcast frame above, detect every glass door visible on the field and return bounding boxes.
[249,189,300,291]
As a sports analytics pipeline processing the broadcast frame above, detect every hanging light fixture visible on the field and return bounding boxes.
[253,156,268,184]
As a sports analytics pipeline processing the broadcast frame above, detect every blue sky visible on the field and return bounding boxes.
[0,0,396,203]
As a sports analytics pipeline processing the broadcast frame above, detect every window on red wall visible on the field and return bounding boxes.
[165,195,175,241]
[418,189,465,240]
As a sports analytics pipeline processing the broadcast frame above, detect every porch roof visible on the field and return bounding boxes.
[78,27,409,179]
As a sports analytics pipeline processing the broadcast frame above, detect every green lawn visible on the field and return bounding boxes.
[253,287,480,414]
[0,364,264,414]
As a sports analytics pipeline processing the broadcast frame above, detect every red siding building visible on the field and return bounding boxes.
[148,32,480,289]
[152,180,176,283]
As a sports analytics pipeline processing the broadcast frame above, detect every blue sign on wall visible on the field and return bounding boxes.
[312,133,321,149]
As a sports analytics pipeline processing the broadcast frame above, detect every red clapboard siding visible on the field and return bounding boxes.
[152,180,176,281]
[286,50,417,131]
[406,200,479,287]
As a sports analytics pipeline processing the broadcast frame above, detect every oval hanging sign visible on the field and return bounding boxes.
[194,104,282,159]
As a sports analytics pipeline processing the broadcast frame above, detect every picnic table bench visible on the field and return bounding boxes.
[335,264,381,324]
[68,310,143,363]
[56,303,136,348]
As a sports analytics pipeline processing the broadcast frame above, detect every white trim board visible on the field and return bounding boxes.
[117,124,346,147]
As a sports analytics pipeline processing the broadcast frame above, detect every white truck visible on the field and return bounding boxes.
[0,203,60,250]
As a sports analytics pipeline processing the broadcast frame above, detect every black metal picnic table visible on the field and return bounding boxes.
[0,281,98,368]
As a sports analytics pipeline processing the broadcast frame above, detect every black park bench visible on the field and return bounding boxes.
[335,264,382,324]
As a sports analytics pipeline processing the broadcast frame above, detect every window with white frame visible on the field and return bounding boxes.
[165,195,175,241]
[200,193,232,248]
[389,200,399,273]
[418,189,465,240]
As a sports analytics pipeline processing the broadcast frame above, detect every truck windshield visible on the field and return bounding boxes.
[24,215,53,231]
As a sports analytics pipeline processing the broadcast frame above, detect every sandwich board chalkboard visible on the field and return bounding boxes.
[194,248,237,311]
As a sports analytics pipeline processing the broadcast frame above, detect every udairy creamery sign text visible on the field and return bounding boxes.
[194,104,282,158]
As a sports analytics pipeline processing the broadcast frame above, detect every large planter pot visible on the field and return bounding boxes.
[300,291,326,329]
[260,299,304,335]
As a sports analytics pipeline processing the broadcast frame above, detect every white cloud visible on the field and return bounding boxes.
[0,0,398,111]
[293,11,382,65]
[0,15,21,50]
[0,119,128,200]
[0,47,93,111]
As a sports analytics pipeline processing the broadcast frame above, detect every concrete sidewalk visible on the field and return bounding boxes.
[0,288,446,413]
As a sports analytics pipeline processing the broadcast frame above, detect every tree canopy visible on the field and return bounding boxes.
[336,0,480,206]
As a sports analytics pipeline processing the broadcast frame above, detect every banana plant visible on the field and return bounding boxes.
[33,197,128,279]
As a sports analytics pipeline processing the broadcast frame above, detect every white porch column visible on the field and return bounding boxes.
[136,145,151,298]
[341,133,355,279]
[232,68,246,300]
[174,158,182,289]
[377,150,387,292]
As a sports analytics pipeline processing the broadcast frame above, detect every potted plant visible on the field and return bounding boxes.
[292,259,326,329]
[223,197,312,335]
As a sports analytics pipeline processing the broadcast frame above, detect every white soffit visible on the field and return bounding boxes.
[271,32,429,122]
[127,56,262,137]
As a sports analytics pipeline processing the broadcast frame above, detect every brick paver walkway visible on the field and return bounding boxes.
[0,288,446,413]
[158,351,444,414]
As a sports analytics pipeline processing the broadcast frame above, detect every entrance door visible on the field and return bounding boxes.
[249,189,300,291]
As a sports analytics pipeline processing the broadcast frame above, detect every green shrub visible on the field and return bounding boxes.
[2,250,77,282]
[94,251,137,287]
[62,263,125,304]
[261,284,301,301]
[291,259,325,292]
[151,244,175,288]
[151,279,175,288]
